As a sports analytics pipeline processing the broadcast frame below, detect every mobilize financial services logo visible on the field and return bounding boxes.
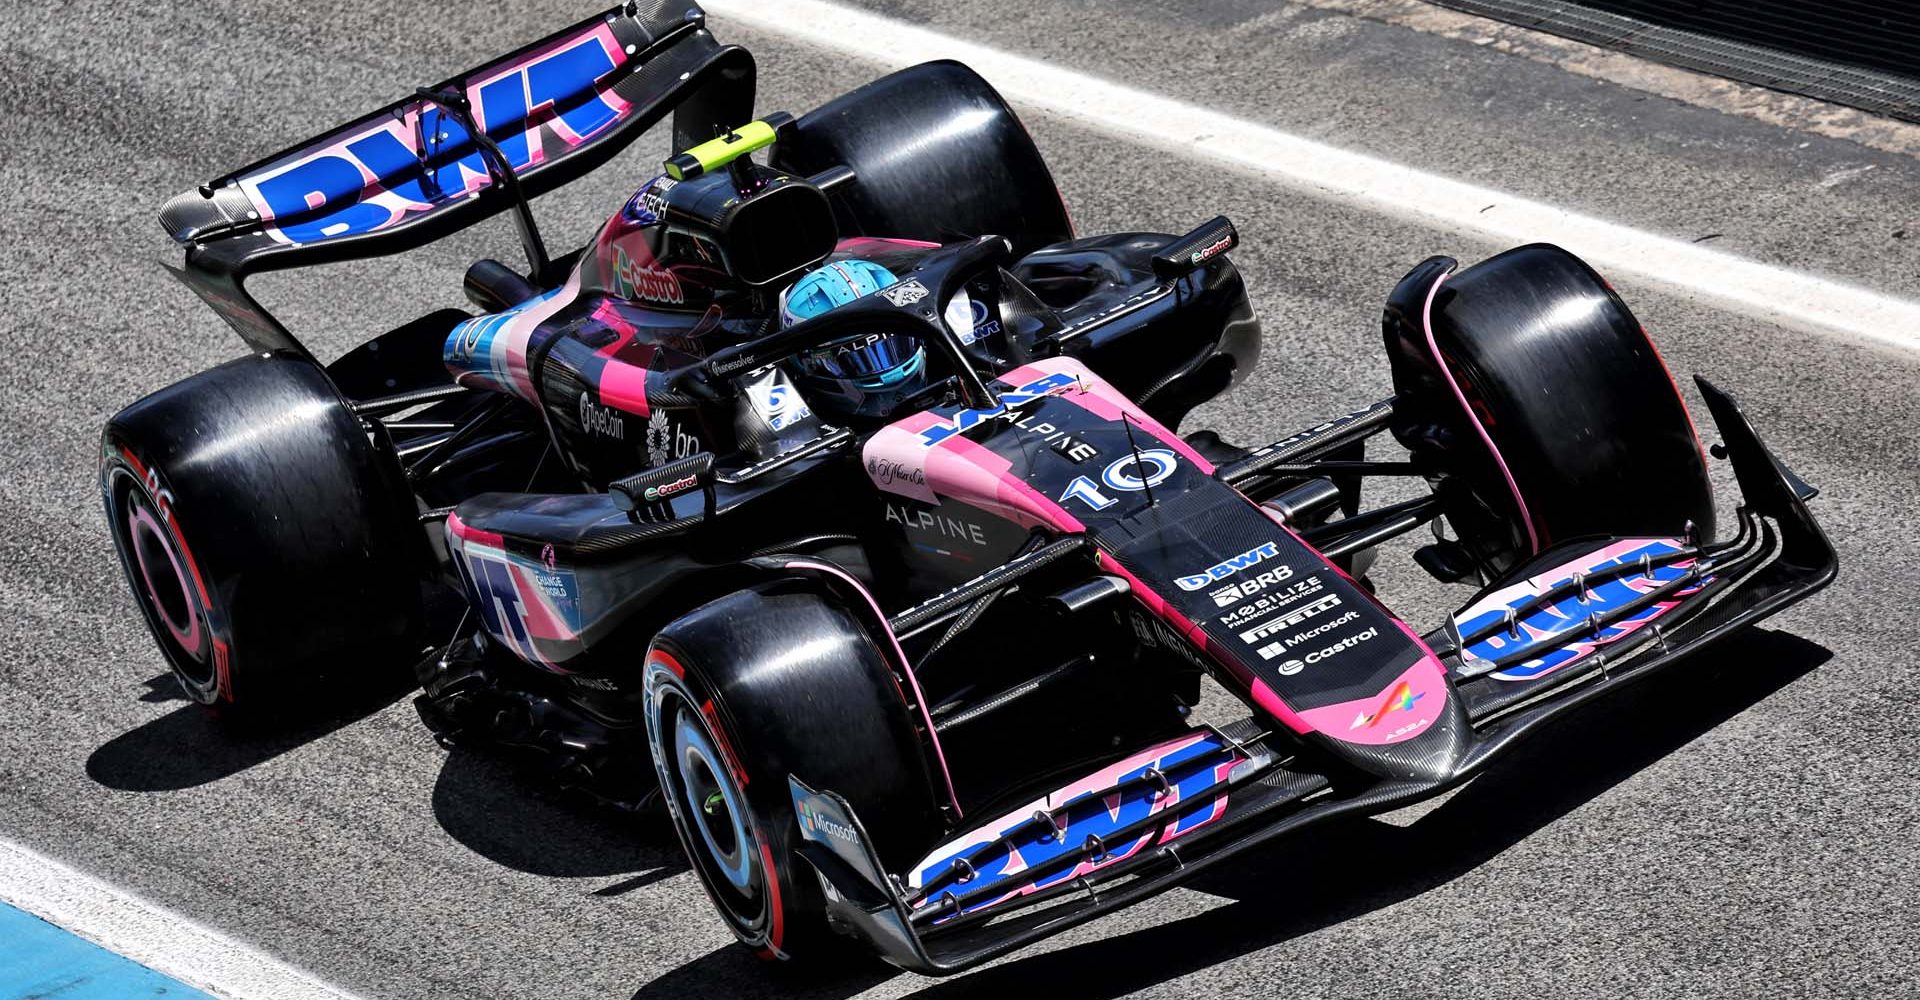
[1178,541,1281,591]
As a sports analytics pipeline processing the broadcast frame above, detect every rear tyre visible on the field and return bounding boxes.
[776,60,1073,255]
[101,353,426,714]
[1384,244,1714,574]
[644,578,940,961]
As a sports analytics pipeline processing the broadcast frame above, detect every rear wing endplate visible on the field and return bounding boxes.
[160,3,753,356]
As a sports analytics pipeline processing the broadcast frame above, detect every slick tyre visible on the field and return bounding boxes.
[101,352,425,715]
[776,60,1072,255]
[644,578,939,961]
[1384,244,1714,572]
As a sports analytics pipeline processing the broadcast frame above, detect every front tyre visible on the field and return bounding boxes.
[644,652,792,955]
[1384,244,1714,575]
[644,579,941,961]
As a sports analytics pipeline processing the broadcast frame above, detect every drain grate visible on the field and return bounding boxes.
[1425,0,1920,124]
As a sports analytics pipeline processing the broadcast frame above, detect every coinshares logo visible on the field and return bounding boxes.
[1178,542,1280,591]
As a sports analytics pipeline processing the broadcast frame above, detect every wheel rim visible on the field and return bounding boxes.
[673,707,754,892]
[651,678,769,934]
[113,474,215,693]
[128,502,202,658]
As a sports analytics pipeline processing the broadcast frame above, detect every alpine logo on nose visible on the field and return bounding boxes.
[1178,541,1281,591]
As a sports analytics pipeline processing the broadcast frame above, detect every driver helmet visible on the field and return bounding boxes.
[779,259,928,418]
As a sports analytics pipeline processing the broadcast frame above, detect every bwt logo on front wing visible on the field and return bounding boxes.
[1178,542,1281,591]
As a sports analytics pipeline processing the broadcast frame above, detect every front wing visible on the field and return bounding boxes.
[787,377,1836,974]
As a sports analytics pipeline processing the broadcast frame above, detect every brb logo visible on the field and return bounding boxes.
[242,24,630,245]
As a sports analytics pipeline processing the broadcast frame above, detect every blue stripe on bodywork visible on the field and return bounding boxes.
[0,902,213,999]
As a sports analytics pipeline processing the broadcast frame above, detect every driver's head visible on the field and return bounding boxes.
[779,259,927,419]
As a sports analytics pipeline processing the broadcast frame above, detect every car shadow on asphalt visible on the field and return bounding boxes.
[630,627,1828,1000]
[430,748,687,881]
[84,671,414,793]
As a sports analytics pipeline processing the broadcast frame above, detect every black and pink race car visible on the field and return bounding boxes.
[103,4,1835,975]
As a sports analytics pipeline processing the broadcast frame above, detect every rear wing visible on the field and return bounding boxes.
[161,3,753,356]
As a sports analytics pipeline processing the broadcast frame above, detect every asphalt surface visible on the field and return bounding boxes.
[2,2,1917,998]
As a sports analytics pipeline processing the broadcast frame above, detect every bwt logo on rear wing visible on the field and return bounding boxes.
[240,25,632,245]
[160,5,750,253]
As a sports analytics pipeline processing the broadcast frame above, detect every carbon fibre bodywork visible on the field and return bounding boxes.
[110,1,1838,977]
[788,376,1833,974]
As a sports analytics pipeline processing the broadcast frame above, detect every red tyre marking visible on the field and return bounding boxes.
[126,503,203,658]
[645,647,686,678]
[756,835,785,960]
[651,646,782,957]
[212,639,233,702]
[699,698,749,789]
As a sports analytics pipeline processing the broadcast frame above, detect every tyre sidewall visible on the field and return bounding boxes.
[1404,246,1714,565]
[101,440,230,704]
[100,354,425,713]
[642,644,808,959]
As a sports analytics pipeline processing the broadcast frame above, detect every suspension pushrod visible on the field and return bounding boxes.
[890,537,1089,637]
[1311,496,1444,560]
[1217,397,1397,485]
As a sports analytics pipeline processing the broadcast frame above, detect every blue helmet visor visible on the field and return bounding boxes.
[801,333,922,383]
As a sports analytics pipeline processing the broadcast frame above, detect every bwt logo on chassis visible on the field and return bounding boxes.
[1179,542,1281,591]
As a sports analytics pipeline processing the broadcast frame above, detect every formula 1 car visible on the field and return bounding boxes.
[103,3,1835,975]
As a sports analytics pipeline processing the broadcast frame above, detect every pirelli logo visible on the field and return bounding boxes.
[1237,593,1343,645]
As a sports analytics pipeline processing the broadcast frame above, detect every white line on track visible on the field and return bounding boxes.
[705,0,1920,354]
[0,838,365,1000]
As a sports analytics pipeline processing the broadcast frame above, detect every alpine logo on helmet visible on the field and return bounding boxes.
[779,259,930,420]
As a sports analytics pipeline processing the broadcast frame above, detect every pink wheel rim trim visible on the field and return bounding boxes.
[128,503,205,660]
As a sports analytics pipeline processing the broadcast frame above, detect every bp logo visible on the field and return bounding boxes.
[644,411,700,466]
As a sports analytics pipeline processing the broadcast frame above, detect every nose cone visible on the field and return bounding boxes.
[1297,654,1472,784]
[1345,689,1473,784]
